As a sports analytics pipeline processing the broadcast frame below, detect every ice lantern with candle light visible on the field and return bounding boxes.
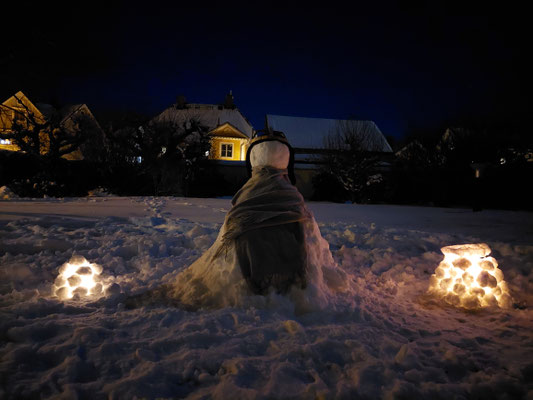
[53,256,109,300]
[428,243,511,309]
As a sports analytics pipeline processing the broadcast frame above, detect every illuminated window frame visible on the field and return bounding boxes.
[220,142,233,158]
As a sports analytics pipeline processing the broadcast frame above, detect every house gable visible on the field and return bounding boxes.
[1,91,46,131]
[209,122,249,139]
[153,96,254,162]
[1,92,103,160]
[58,104,104,161]
[155,104,253,138]
[0,91,47,152]
[209,123,249,161]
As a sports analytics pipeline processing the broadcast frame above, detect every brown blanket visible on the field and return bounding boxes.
[217,166,311,293]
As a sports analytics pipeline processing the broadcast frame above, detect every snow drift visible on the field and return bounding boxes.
[1,197,532,399]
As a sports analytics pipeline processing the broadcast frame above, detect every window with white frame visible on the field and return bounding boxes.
[220,143,233,158]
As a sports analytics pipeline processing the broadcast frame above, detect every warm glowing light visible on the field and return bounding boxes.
[428,243,511,309]
[53,256,107,300]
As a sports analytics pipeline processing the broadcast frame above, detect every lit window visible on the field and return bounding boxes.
[221,143,233,158]
[136,156,142,163]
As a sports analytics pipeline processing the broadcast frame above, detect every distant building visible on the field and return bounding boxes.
[0,91,103,160]
[154,92,253,162]
[266,114,392,164]
[0,91,47,153]
[395,140,429,164]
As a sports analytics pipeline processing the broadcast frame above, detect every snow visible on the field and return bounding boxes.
[1,197,533,399]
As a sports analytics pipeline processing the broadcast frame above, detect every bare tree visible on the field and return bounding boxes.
[103,117,210,195]
[142,118,211,196]
[0,95,93,159]
[320,120,390,203]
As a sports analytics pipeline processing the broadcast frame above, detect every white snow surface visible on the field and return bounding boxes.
[1,197,533,399]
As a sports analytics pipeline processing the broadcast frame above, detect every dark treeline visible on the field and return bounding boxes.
[312,114,532,211]
[1,108,531,211]
[1,108,240,199]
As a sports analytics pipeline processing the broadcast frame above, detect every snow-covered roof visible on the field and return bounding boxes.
[266,114,392,152]
[155,104,253,138]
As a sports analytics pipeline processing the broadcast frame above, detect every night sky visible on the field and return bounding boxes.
[2,4,530,140]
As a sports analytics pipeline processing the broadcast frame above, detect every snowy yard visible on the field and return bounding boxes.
[1,197,533,399]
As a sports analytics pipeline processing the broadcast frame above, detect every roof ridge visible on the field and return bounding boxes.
[267,114,377,123]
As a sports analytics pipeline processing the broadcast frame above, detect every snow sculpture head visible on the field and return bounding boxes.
[53,256,109,300]
[250,140,290,169]
[428,243,511,309]
[246,129,296,184]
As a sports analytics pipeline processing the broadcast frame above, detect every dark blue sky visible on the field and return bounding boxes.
[2,4,530,139]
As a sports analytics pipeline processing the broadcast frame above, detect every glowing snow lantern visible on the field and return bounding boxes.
[428,243,511,309]
[54,256,107,300]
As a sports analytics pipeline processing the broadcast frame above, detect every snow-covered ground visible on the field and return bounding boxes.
[1,197,532,399]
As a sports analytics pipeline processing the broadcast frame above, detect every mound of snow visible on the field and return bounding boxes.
[1,197,533,399]
[165,207,352,314]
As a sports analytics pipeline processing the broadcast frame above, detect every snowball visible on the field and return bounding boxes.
[56,287,69,300]
[452,258,471,270]
[477,271,497,288]
[250,141,290,170]
[76,267,92,275]
[453,283,466,296]
[73,287,88,297]
[92,283,103,295]
[68,275,82,287]
[54,276,66,287]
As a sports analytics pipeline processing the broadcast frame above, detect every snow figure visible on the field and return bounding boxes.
[165,130,348,312]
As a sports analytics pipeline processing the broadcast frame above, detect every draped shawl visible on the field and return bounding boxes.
[215,166,311,259]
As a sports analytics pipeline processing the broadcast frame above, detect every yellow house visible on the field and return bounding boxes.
[154,92,253,162]
[0,91,48,153]
[209,122,249,161]
[0,91,103,160]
